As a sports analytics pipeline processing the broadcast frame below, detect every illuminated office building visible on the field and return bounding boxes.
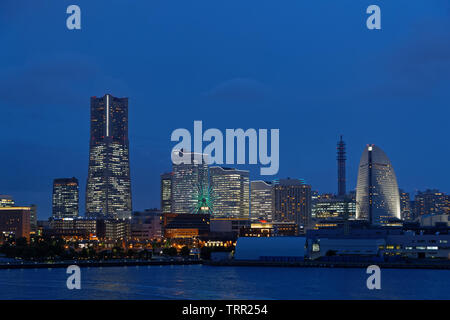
[355,145,401,225]
[86,94,132,217]
[160,172,173,214]
[29,204,37,233]
[210,167,249,219]
[273,178,312,229]
[250,180,274,221]
[337,135,346,196]
[163,212,210,239]
[52,177,79,219]
[312,197,356,219]
[414,189,448,216]
[171,150,209,214]
[399,190,412,221]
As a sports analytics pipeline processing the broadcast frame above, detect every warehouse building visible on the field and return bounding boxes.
[234,236,306,261]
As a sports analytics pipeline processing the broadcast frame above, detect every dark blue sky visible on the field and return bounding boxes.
[1,1,449,219]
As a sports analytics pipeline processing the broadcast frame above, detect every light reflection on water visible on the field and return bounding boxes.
[0,265,449,300]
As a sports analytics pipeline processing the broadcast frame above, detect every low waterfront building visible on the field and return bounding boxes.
[209,218,250,240]
[48,217,131,241]
[163,213,210,239]
[239,221,298,237]
[418,214,449,227]
[306,222,450,260]
[382,232,450,259]
[96,219,130,241]
[307,237,386,260]
[0,207,31,241]
[49,218,97,238]
[131,209,162,241]
[234,236,306,261]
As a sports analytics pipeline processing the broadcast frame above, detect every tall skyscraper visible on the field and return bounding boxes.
[29,204,37,233]
[355,145,401,225]
[273,178,312,229]
[414,189,448,216]
[86,94,132,217]
[210,167,249,219]
[171,150,209,214]
[399,189,412,221]
[337,135,346,197]
[160,172,173,214]
[52,177,79,219]
[250,180,274,221]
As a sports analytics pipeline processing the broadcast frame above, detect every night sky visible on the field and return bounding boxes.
[1,1,449,219]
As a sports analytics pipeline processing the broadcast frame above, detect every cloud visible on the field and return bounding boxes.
[0,53,129,108]
[203,78,271,102]
[369,20,450,99]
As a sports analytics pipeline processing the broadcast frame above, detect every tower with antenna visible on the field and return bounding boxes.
[337,135,346,197]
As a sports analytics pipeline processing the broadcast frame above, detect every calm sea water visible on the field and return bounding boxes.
[0,265,449,300]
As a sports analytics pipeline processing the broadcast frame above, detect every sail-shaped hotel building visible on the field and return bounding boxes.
[355,145,401,225]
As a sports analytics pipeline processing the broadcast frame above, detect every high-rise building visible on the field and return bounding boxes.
[171,150,209,214]
[399,190,412,221]
[160,172,173,214]
[86,94,132,217]
[250,180,274,221]
[273,178,312,229]
[29,204,37,233]
[210,167,249,219]
[355,145,401,225]
[52,177,79,219]
[414,189,448,216]
[337,135,346,197]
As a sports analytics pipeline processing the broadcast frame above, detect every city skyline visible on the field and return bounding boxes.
[1,96,449,219]
[1,2,450,218]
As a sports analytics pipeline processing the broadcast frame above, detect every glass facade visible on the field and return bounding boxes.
[312,198,356,219]
[250,180,273,221]
[356,145,401,225]
[171,151,209,214]
[86,94,132,217]
[273,178,312,228]
[52,177,79,219]
[399,189,412,221]
[210,167,249,219]
[160,172,173,214]
[414,189,449,216]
